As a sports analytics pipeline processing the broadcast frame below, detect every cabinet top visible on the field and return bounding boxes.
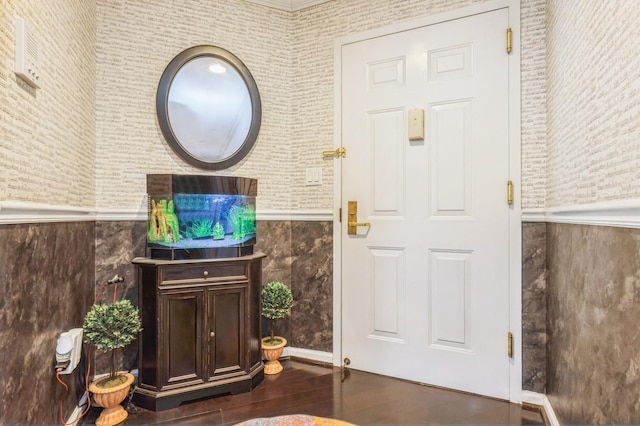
[132,252,266,266]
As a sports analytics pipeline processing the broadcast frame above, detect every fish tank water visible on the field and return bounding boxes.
[146,174,257,260]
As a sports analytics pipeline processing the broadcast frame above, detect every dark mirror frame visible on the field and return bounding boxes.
[156,45,262,170]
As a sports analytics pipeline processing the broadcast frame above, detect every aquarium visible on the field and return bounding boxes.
[146,174,257,260]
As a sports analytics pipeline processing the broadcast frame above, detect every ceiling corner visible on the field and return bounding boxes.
[242,0,331,12]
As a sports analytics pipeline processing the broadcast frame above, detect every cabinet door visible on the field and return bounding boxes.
[207,286,246,379]
[159,289,205,389]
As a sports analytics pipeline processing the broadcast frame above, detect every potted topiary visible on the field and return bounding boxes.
[83,299,142,426]
[261,281,293,375]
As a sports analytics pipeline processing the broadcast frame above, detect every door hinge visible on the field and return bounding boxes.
[506,27,512,54]
[339,207,342,223]
[507,332,514,358]
[507,180,514,205]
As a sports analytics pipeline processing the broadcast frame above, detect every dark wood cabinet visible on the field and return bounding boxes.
[132,254,265,411]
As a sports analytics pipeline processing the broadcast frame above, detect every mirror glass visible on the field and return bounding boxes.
[157,46,261,170]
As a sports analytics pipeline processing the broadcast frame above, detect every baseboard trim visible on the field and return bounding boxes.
[521,390,545,406]
[542,395,560,426]
[66,393,88,426]
[283,347,333,365]
[521,391,560,426]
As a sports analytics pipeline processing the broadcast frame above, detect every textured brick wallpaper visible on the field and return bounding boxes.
[95,0,293,211]
[546,1,640,207]
[2,0,547,211]
[96,0,546,211]
[520,0,546,209]
[0,0,96,207]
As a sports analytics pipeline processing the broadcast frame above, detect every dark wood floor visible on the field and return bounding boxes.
[84,360,545,425]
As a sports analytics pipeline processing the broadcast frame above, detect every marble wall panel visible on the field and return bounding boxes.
[547,223,640,424]
[256,220,293,342]
[256,221,292,286]
[0,217,561,425]
[290,221,333,352]
[93,221,146,375]
[95,221,146,302]
[522,222,547,393]
[0,222,95,425]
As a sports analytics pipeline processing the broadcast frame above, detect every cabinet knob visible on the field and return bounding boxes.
[203,271,209,277]
[210,331,215,337]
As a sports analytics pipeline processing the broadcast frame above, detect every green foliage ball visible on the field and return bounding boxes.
[83,299,143,352]
[261,281,293,320]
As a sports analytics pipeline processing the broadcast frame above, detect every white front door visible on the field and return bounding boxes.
[341,8,511,399]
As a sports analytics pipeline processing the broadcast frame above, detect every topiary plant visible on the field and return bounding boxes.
[261,281,293,345]
[83,299,142,382]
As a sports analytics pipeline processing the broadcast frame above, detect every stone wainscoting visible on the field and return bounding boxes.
[8,219,635,425]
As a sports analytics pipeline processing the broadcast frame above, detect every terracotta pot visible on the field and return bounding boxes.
[261,337,287,375]
[89,372,134,426]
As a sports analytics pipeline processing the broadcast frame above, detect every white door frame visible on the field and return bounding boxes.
[332,0,523,402]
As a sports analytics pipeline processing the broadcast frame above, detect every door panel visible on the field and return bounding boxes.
[370,109,405,214]
[430,100,472,216]
[160,290,204,389]
[341,8,510,399]
[370,247,404,337]
[208,286,246,379]
[429,249,471,350]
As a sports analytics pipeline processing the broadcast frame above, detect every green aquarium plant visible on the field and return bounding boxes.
[227,205,245,240]
[184,219,215,240]
[226,204,256,240]
[83,299,142,382]
[261,281,293,345]
[242,205,256,234]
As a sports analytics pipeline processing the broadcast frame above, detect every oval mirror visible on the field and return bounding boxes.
[157,45,261,170]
